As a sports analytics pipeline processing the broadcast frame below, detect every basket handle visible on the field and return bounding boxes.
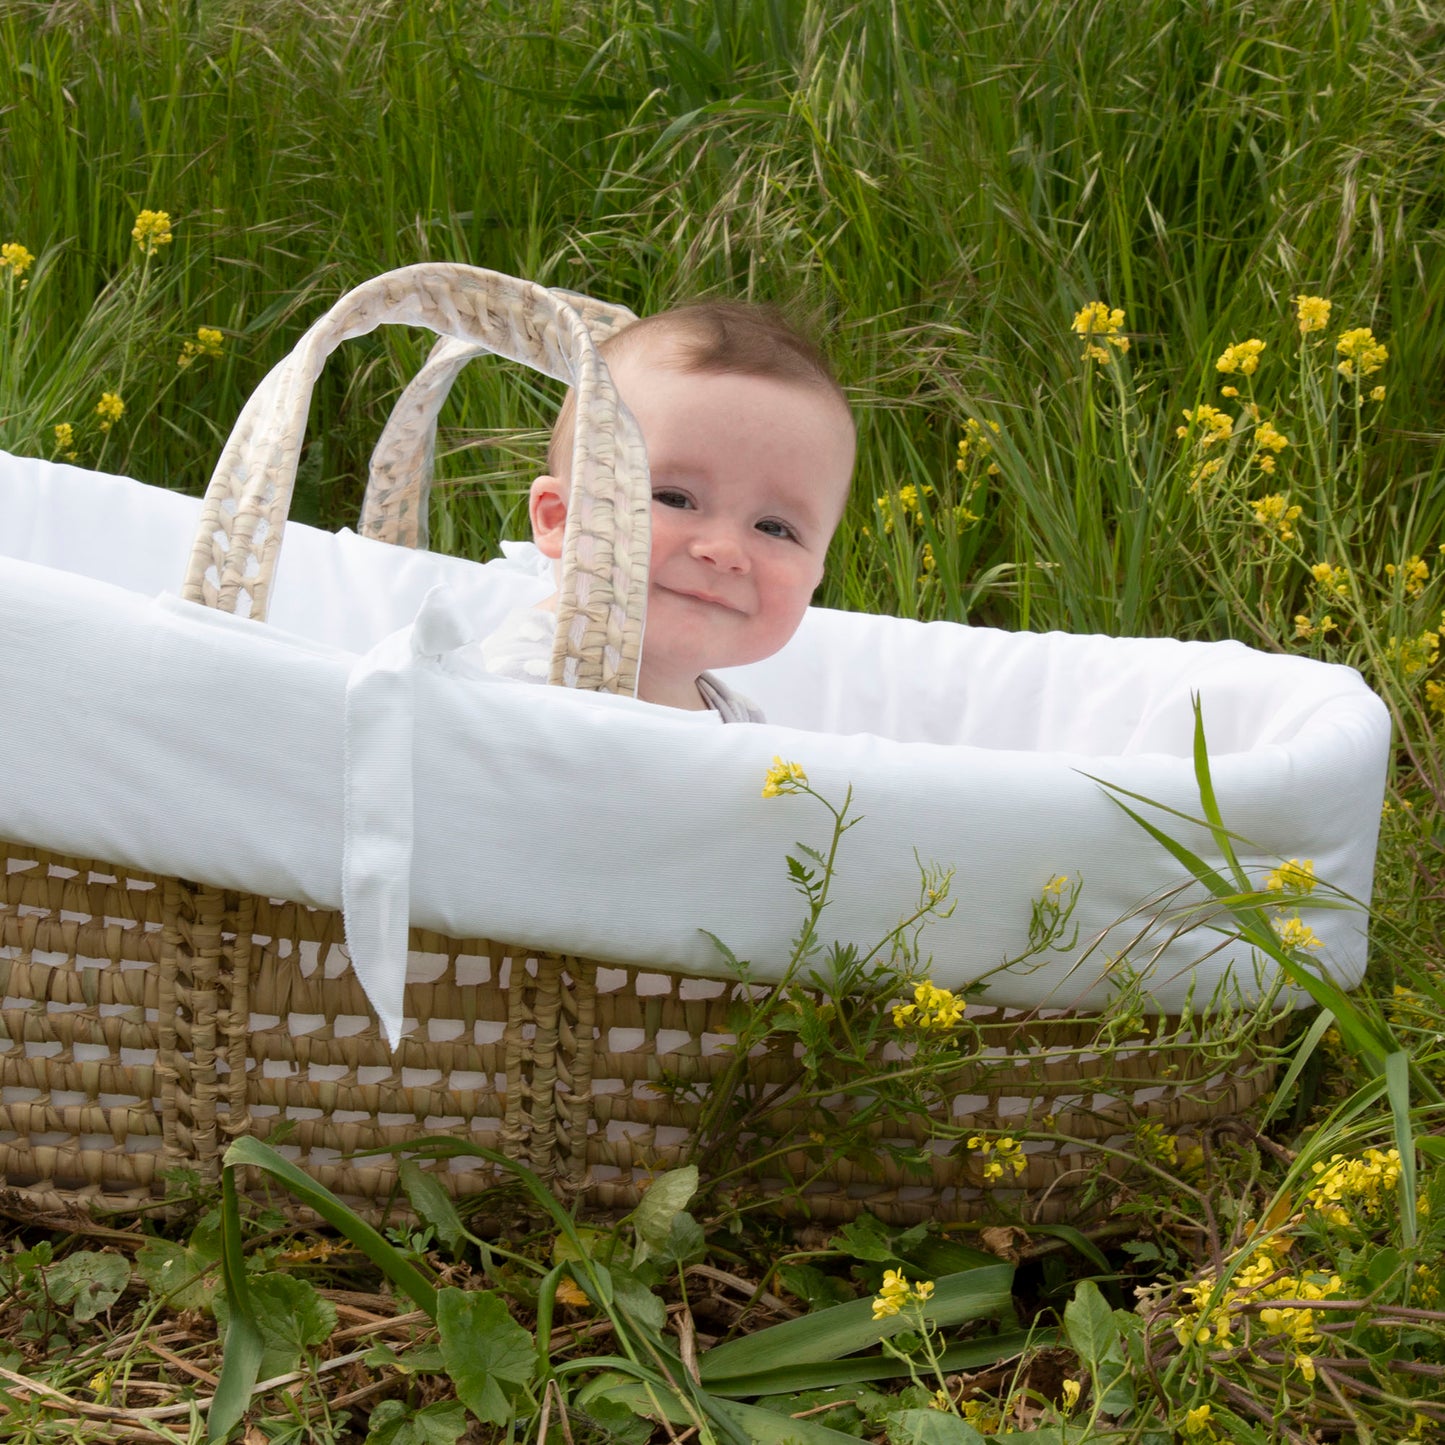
[183,264,650,696]
[359,289,638,550]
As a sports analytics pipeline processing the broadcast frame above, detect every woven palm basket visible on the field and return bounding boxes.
[0,265,1283,1226]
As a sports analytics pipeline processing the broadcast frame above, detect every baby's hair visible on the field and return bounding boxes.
[547,298,849,479]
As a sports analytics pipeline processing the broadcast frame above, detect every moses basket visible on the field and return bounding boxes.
[0,266,1389,1224]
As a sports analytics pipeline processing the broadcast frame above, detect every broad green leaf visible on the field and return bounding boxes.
[629,1166,699,1266]
[886,1410,988,1444]
[1062,1280,1114,1374]
[398,1159,466,1261]
[214,1273,337,1384]
[222,1138,437,1319]
[136,1230,221,1314]
[436,1287,535,1426]
[208,1167,264,1443]
[364,1398,468,1445]
[1386,1049,1418,1246]
[45,1251,128,1322]
[831,1214,898,1262]
[700,1264,1014,1386]
[610,1264,668,1334]
[702,1330,1045,1398]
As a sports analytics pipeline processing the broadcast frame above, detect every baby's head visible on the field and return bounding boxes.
[529,301,855,710]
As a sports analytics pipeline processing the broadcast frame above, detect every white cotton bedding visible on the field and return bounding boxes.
[0,451,1391,1045]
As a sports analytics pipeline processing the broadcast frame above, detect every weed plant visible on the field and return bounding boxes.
[3,0,1445,1441]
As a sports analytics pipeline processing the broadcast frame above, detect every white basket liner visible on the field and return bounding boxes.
[0,453,1391,1045]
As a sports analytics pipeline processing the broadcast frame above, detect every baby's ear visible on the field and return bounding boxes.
[528,475,568,560]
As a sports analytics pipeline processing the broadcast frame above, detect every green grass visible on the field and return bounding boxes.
[2,1,1445,1440]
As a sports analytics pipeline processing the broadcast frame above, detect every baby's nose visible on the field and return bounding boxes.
[689,529,750,571]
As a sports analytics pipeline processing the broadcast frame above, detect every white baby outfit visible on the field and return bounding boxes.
[479,604,765,723]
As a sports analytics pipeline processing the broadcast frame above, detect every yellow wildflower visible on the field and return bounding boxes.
[1042,873,1069,896]
[1,241,35,279]
[1427,678,1445,719]
[1336,326,1387,379]
[956,417,1001,468]
[1255,419,1289,453]
[968,1133,1027,1183]
[1385,554,1430,599]
[1134,1119,1180,1165]
[1220,384,1238,397]
[1266,858,1316,895]
[1072,301,1129,363]
[1060,1379,1081,1412]
[761,756,807,798]
[1294,295,1331,333]
[1216,338,1265,376]
[1273,915,1323,952]
[1185,1403,1214,1436]
[930,1389,952,1412]
[1385,631,1440,678]
[1294,614,1314,639]
[95,392,125,433]
[892,980,965,1030]
[871,1268,934,1320]
[1370,385,1385,402]
[52,422,77,462]
[961,1399,1003,1434]
[1310,561,1349,595]
[131,209,174,255]
[1250,492,1302,542]
[1178,404,1234,447]
[1305,1147,1402,1227]
[1296,1354,1316,1383]
[178,325,226,369]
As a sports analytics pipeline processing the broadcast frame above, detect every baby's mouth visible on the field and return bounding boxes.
[657,584,743,612]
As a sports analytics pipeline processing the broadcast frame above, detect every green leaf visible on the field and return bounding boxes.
[1063,1281,1132,1415]
[700,1264,1014,1387]
[364,1398,469,1445]
[610,1264,668,1335]
[214,1273,338,1384]
[886,1410,988,1444]
[1385,1049,1418,1247]
[45,1251,128,1322]
[629,1166,699,1266]
[398,1160,467,1262]
[222,1138,437,1319]
[208,1166,265,1443]
[436,1287,535,1426]
[831,1214,898,1262]
[136,1228,221,1314]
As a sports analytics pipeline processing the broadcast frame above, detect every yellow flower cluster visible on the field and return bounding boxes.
[1294,295,1332,334]
[1,241,35,280]
[892,980,965,1030]
[1310,561,1350,596]
[1174,1247,1342,1352]
[132,209,174,255]
[956,417,1002,478]
[1293,614,1337,641]
[52,422,77,462]
[1273,914,1323,952]
[960,1399,1003,1433]
[1335,326,1388,380]
[967,1133,1027,1183]
[1253,418,1290,474]
[1385,630,1441,679]
[1178,404,1234,447]
[1385,554,1430,599]
[1184,1403,1214,1436]
[1304,1147,1402,1228]
[761,756,807,798]
[1428,678,1445,720]
[871,1268,935,1320]
[95,392,125,433]
[178,326,225,369]
[1072,301,1129,363]
[1250,492,1302,542]
[1216,338,1265,376]
[1265,858,1316,895]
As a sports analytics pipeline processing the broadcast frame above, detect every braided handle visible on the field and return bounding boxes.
[184,264,650,696]
[359,289,637,549]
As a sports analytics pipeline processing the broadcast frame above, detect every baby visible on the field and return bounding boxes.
[481,301,856,719]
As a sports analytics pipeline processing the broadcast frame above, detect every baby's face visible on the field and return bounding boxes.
[607,350,855,707]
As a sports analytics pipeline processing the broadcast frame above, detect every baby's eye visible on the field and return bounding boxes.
[653,488,694,510]
[755,518,799,541]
